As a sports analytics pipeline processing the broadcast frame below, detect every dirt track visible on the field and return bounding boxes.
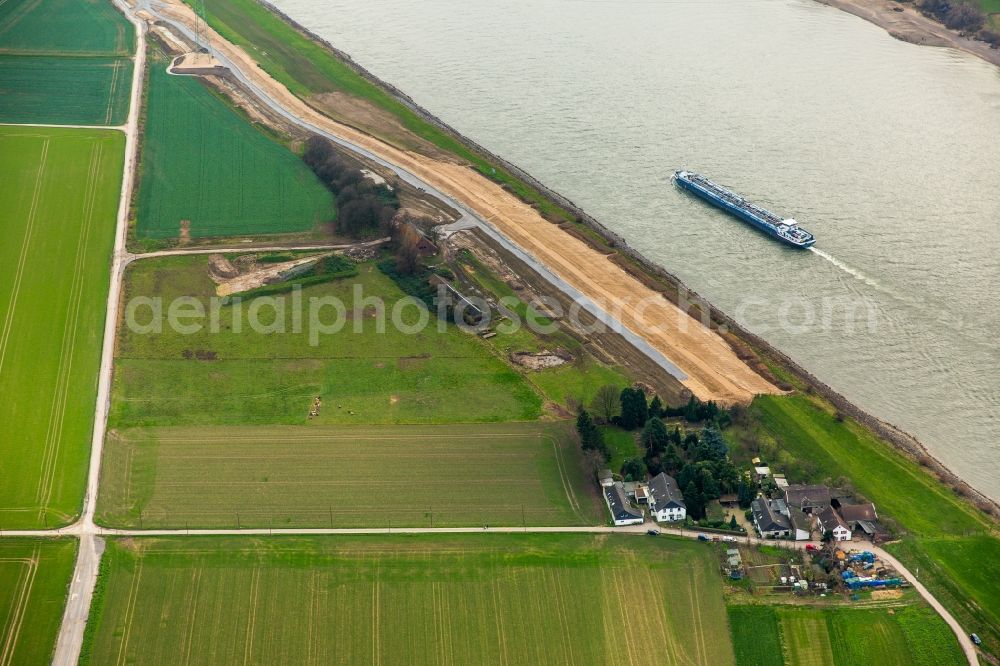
[149,0,778,404]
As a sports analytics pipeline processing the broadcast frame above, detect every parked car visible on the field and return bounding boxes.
[971,633,982,646]
[697,534,709,542]
[722,536,738,543]
[805,544,818,552]
[646,529,660,536]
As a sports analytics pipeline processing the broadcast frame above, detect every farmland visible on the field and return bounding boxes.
[0,55,132,125]
[0,126,123,528]
[727,604,964,666]
[0,0,133,56]
[0,539,78,665]
[0,0,134,126]
[96,422,600,528]
[135,62,332,239]
[81,534,733,665]
[108,257,542,426]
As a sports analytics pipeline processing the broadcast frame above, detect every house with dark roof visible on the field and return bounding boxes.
[648,472,686,523]
[750,498,791,539]
[817,506,852,541]
[787,506,812,541]
[784,484,831,515]
[837,503,882,541]
[604,482,644,526]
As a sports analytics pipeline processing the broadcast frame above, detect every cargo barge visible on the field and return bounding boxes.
[674,170,815,248]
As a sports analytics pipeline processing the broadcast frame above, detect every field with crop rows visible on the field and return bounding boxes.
[0,0,132,56]
[82,535,734,665]
[109,257,542,426]
[135,63,332,239]
[726,604,964,666]
[96,422,600,528]
[0,126,123,528]
[0,539,77,665]
[0,55,132,125]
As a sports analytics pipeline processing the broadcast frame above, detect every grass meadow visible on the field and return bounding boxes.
[0,55,132,125]
[0,126,123,528]
[96,422,601,528]
[0,0,133,56]
[0,539,77,665]
[109,257,542,426]
[82,534,733,665]
[135,62,332,239]
[747,393,1000,658]
[727,604,963,666]
[196,0,571,220]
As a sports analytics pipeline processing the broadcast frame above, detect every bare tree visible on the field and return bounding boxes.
[589,384,621,423]
[395,223,422,275]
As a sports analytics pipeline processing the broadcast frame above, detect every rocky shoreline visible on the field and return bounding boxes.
[260,0,999,519]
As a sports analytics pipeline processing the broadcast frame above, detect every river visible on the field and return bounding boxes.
[272,0,1000,499]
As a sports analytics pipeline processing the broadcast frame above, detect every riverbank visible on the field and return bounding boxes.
[173,0,1000,516]
[818,0,1000,68]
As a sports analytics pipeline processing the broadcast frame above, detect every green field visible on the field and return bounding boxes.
[136,63,332,239]
[96,422,599,528]
[728,605,784,666]
[0,0,133,56]
[738,393,1000,659]
[109,257,542,426]
[0,538,77,665]
[197,0,570,220]
[0,55,132,125]
[727,604,964,666]
[0,126,123,528]
[750,394,991,537]
[82,535,734,665]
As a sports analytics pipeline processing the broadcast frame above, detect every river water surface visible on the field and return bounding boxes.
[273,0,1000,499]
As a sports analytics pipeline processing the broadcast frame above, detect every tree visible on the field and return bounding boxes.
[683,395,700,422]
[944,3,985,31]
[729,515,738,530]
[699,467,720,500]
[684,481,706,520]
[618,388,648,430]
[622,457,646,482]
[395,223,422,275]
[737,476,755,508]
[589,384,621,423]
[695,424,728,462]
[662,444,682,475]
[576,408,606,458]
[683,431,699,451]
[822,529,834,544]
[640,417,669,455]
[670,426,682,447]
[648,395,663,419]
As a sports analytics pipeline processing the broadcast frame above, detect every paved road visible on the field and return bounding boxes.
[49,2,146,664]
[138,0,689,385]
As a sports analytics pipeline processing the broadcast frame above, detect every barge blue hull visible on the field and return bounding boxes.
[674,172,815,249]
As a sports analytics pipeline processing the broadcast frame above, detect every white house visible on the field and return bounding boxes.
[648,472,686,523]
[604,482,643,526]
[818,506,852,541]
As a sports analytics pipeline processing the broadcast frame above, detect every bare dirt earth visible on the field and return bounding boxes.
[819,0,1000,68]
[150,0,779,404]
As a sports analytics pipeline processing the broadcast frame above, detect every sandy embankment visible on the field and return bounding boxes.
[819,0,1000,68]
[150,0,779,404]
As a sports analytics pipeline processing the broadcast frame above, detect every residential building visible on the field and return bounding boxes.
[753,465,771,482]
[787,507,812,541]
[784,484,831,515]
[750,498,791,538]
[817,506,852,541]
[648,472,687,523]
[838,503,881,541]
[604,482,644,526]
